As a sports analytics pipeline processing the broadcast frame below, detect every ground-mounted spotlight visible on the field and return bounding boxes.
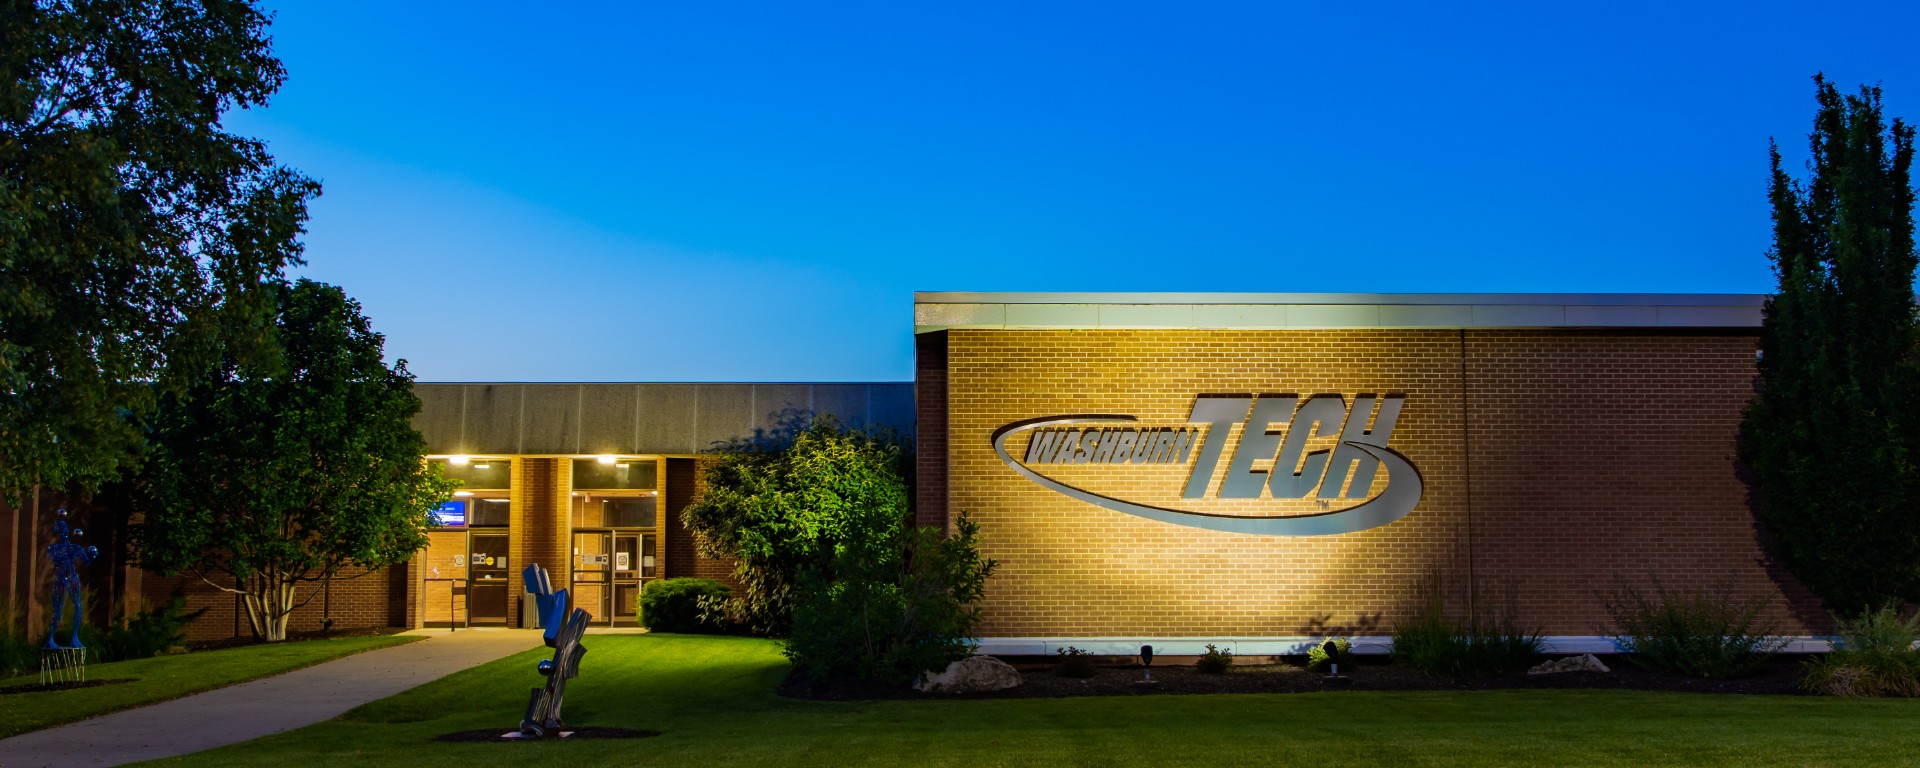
[1136,644,1156,687]
[1322,639,1350,686]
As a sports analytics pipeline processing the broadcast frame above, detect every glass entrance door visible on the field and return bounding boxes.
[611,533,642,625]
[468,531,510,625]
[571,531,612,623]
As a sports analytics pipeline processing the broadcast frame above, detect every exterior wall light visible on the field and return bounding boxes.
[449,455,470,466]
[454,490,473,497]
[596,455,617,465]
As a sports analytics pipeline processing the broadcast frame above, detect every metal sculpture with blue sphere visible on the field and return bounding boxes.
[519,562,591,738]
[41,508,98,684]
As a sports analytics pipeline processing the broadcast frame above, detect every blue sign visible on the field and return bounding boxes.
[433,500,467,527]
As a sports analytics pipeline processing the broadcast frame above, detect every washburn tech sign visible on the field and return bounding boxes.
[990,394,1423,536]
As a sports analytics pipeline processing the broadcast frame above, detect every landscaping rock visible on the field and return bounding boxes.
[915,655,1023,694]
[1528,654,1611,675]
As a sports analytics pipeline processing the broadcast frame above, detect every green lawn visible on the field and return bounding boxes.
[141,633,1920,767]
[0,633,418,738]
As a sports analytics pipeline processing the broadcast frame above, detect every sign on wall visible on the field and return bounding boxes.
[991,394,1423,536]
[432,500,468,528]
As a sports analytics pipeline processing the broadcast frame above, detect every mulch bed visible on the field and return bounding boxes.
[781,655,1810,701]
[0,678,135,695]
[190,626,408,652]
[434,727,661,742]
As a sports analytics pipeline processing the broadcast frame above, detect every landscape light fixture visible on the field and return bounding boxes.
[1139,645,1154,684]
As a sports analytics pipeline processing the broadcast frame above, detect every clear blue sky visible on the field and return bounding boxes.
[229,1,1920,383]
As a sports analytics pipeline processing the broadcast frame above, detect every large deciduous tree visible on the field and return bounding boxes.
[1740,76,1920,613]
[134,280,453,642]
[0,0,317,499]
[682,413,995,683]
[682,414,915,636]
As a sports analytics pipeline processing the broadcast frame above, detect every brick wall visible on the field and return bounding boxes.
[664,457,742,588]
[511,458,570,628]
[938,328,1823,639]
[915,331,949,531]
[146,563,397,642]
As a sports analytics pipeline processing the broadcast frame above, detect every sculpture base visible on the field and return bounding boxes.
[434,727,660,743]
[39,647,87,686]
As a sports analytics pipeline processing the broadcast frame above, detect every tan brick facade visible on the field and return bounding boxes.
[932,328,1824,641]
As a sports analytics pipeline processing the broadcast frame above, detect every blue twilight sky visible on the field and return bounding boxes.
[230,1,1920,383]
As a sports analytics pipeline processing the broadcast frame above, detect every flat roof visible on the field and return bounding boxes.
[914,292,1767,332]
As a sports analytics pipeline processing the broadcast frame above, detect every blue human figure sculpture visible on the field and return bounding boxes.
[45,510,98,649]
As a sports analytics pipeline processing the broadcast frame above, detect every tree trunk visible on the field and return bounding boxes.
[239,573,297,642]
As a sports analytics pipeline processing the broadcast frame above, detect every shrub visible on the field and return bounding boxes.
[1055,646,1096,678]
[1392,571,1543,676]
[640,578,732,634]
[0,598,36,678]
[86,593,207,662]
[1602,575,1785,679]
[786,513,997,685]
[1196,644,1234,674]
[1801,604,1920,697]
[1307,637,1352,672]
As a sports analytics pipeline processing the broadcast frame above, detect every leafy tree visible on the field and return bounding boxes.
[0,0,317,499]
[683,414,914,635]
[133,280,454,642]
[1741,76,1920,613]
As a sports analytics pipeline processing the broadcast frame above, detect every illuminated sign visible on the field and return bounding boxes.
[991,394,1422,536]
[433,501,467,527]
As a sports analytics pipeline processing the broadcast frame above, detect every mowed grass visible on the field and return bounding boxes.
[0,633,418,738]
[143,634,1920,768]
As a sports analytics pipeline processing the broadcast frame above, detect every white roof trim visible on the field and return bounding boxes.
[914,293,1766,332]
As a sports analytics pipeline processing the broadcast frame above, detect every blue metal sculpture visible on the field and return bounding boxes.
[45,509,97,649]
[519,562,591,738]
[40,509,97,685]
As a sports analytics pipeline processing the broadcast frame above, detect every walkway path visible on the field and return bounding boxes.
[0,628,542,768]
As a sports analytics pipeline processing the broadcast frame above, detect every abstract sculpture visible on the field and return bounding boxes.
[519,562,591,738]
[42,509,98,684]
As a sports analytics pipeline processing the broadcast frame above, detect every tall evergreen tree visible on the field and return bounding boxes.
[1740,76,1919,613]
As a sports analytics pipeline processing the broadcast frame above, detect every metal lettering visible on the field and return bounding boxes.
[1025,429,1060,464]
[1093,429,1123,463]
[1183,398,1252,497]
[1270,395,1345,498]
[1321,395,1405,497]
[1073,429,1098,464]
[1132,428,1159,464]
[1052,429,1080,463]
[1170,429,1194,463]
[1220,395,1297,498]
[1108,430,1139,464]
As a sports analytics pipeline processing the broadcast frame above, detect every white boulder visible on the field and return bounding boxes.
[1527,653,1612,675]
[915,655,1024,694]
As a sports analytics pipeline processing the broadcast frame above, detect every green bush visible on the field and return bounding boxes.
[639,578,732,634]
[1602,576,1785,679]
[0,598,36,678]
[1307,637,1352,672]
[1055,646,1096,678]
[1801,604,1920,696]
[83,592,207,662]
[1392,571,1543,676]
[786,512,997,685]
[1196,644,1234,674]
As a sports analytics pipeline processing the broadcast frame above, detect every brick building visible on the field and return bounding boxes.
[3,293,1825,652]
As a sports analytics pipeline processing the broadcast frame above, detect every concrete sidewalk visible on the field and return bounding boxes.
[0,628,542,768]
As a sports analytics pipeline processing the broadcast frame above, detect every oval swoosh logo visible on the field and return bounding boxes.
[990,415,1423,536]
